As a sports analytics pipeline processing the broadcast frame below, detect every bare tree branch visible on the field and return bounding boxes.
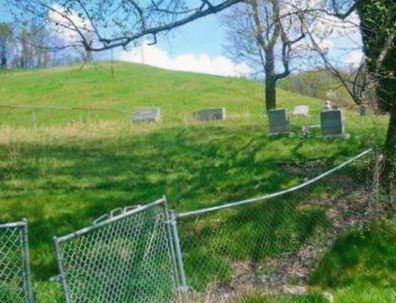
[8,0,244,52]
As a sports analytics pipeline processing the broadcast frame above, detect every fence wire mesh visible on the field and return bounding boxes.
[177,149,378,302]
[53,198,183,303]
[0,220,34,303]
[0,105,131,129]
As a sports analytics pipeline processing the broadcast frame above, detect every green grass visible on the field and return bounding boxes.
[237,221,396,303]
[235,293,327,303]
[0,62,394,302]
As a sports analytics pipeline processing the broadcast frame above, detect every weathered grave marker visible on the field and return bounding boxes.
[293,105,309,117]
[321,109,345,137]
[131,108,161,123]
[358,105,367,116]
[193,108,226,121]
[268,109,289,136]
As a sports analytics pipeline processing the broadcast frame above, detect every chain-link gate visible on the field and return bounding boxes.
[53,197,188,303]
[0,220,34,303]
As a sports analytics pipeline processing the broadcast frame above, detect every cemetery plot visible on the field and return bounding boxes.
[292,105,309,117]
[320,109,345,137]
[193,108,226,121]
[268,109,289,135]
[358,105,367,116]
[131,108,161,123]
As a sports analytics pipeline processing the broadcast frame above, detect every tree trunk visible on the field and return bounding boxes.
[265,48,276,111]
[265,76,276,111]
[0,38,6,69]
[382,105,396,194]
[0,57,6,69]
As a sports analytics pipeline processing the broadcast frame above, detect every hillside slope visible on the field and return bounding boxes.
[0,63,393,303]
[0,61,380,128]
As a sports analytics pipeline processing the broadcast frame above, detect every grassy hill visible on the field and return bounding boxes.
[0,62,394,302]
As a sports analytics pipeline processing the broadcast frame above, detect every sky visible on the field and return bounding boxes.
[0,2,363,77]
[102,14,252,77]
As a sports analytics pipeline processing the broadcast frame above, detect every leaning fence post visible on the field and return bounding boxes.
[162,196,181,291]
[85,109,89,123]
[169,210,189,302]
[371,148,381,213]
[21,219,35,303]
[53,237,71,303]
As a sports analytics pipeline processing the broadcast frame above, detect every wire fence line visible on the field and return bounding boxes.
[176,148,379,302]
[0,149,383,303]
[0,220,34,303]
[0,105,132,129]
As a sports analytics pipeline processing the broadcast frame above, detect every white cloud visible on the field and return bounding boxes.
[48,4,92,43]
[119,44,251,77]
[344,50,364,67]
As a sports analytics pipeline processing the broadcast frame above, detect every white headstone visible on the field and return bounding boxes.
[131,108,161,123]
[292,105,309,116]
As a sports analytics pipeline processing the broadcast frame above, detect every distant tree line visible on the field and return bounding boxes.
[0,21,88,70]
[278,70,354,105]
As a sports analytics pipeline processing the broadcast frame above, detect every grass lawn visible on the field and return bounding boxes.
[0,62,394,302]
[236,221,396,303]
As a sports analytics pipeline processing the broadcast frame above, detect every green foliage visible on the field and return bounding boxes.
[278,70,353,106]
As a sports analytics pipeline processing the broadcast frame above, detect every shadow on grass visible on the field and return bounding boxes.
[0,123,365,281]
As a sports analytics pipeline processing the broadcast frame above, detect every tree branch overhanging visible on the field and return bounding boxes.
[9,0,245,52]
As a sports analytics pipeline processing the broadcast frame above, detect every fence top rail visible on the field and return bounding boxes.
[177,148,373,219]
[0,220,26,229]
[55,198,166,243]
[0,104,130,114]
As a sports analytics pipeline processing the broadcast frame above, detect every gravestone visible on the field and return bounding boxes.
[131,108,161,123]
[292,105,309,117]
[358,105,367,116]
[193,108,226,121]
[268,109,289,135]
[321,109,344,137]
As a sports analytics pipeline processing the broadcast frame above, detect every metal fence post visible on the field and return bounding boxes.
[169,211,189,302]
[85,109,90,123]
[162,196,181,292]
[31,109,37,130]
[21,219,34,303]
[371,148,381,214]
[53,236,71,303]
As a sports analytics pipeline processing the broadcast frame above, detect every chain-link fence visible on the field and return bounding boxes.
[176,149,378,302]
[0,105,131,129]
[0,149,382,303]
[0,220,34,303]
[53,198,187,303]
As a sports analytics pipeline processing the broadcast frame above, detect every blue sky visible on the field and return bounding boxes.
[0,2,362,77]
[155,16,225,58]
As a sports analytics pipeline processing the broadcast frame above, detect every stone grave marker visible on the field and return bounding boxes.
[268,109,289,136]
[193,108,226,121]
[292,105,309,117]
[131,108,161,123]
[320,109,345,137]
[358,105,367,116]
